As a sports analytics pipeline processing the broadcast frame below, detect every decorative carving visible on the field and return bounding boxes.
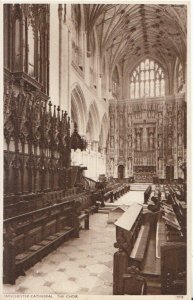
[114,230,128,252]
[71,123,87,151]
[4,88,71,195]
[110,136,114,148]
[110,115,115,129]
[107,96,186,181]
[122,266,147,295]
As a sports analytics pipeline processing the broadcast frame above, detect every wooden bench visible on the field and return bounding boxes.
[129,222,151,268]
[92,183,130,207]
[3,199,79,284]
[4,189,96,220]
[4,190,65,219]
[113,203,147,295]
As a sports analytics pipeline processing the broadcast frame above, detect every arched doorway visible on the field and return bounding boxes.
[166,165,174,183]
[118,165,124,180]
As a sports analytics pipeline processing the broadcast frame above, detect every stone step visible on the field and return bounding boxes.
[130,187,146,191]
[99,207,113,211]
[130,188,146,191]
[130,183,151,191]
[98,209,110,214]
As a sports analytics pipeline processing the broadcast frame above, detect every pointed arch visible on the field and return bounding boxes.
[173,57,185,94]
[128,55,167,78]
[111,65,121,96]
[86,100,100,141]
[71,83,87,135]
[129,57,166,99]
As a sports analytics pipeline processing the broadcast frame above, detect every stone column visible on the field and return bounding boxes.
[83,31,90,85]
[58,4,71,113]
[49,4,60,107]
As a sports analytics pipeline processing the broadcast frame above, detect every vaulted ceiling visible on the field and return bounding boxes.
[84,4,187,74]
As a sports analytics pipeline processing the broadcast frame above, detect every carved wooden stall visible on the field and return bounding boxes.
[3,4,94,284]
[113,184,187,295]
[4,92,71,195]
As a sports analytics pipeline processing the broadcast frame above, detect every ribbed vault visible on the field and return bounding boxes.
[85,4,186,74]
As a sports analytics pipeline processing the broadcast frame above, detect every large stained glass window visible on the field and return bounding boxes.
[130,58,165,99]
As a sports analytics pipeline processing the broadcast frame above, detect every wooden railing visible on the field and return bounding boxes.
[83,176,97,191]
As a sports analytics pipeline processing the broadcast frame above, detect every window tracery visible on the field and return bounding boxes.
[112,66,120,96]
[130,59,165,99]
[177,62,184,92]
[27,23,35,77]
[71,5,83,68]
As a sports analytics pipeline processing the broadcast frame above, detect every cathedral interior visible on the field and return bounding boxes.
[3,3,188,296]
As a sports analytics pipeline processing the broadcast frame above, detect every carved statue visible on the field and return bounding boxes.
[178,134,182,146]
[158,158,162,170]
[110,136,114,148]
[128,135,132,148]
[119,137,123,149]
[127,114,132,127]
[111,159,114,173]
[158,112,163,126]
[110,116,114,129]
[149,133,154,150]
[158,135,162,148]
[136,133,141,151]
[119,117,123,128]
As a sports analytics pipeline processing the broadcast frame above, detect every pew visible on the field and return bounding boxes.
[130,222,151,268]
[113,203,147,295]
[3,199,79,284]
[92,182,130,207]
[113,183,187,295]
[3,187,98,284]
[122,266,147,295]
[4,189,97,220]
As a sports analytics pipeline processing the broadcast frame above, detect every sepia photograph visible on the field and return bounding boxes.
[2,2,190,297]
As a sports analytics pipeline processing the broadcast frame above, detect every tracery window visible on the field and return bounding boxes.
[130,59,165,99]
[177,62,184,92]
[71,5,83,68]
[112,66,120,96]
[27,23,35,77]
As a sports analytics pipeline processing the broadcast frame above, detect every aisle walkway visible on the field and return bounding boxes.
[4,214,115,295]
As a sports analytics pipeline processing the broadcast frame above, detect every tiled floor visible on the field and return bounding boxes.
[3,213,116,295]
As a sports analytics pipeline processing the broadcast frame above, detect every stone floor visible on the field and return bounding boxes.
[3,190,144,295]
[3,213,116,295]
